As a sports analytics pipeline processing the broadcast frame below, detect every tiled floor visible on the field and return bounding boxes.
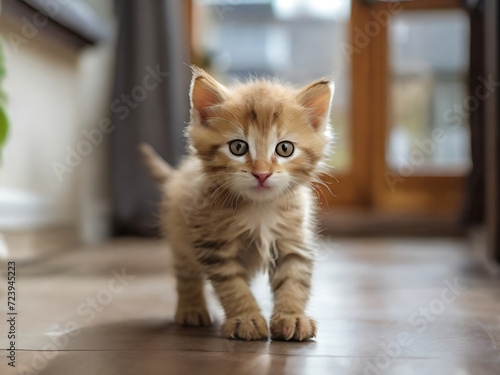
[1,237,500,374]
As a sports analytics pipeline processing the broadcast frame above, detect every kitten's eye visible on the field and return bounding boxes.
[276,141,294,157]
[229,140,249,156]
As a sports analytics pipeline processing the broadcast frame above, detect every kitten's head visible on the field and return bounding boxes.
[187,67,334,202]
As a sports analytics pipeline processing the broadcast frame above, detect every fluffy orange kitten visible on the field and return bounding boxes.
[141,67,334,341]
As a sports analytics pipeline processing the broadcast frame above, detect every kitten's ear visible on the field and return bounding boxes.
[297,79,334,132]
[190,66,227,126]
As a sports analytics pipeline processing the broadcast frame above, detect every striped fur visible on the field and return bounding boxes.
[144,67,334,341]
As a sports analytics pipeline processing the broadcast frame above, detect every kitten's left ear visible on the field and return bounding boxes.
[297,79,334,132]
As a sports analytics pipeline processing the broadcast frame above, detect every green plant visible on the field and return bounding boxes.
[0,39,8,153]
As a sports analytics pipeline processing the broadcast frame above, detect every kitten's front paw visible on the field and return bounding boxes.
[175,307,212,327]
[222,312,268,340]
[270,312,317,341]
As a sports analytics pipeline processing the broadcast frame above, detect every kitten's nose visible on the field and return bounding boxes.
[252,172,272,184]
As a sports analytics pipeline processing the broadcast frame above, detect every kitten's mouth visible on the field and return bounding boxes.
[251,180,272,191]
[254,184,271,190]
[245,181,279,201]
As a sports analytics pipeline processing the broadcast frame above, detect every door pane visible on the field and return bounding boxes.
[387,10,471,175]
[193,0,352,172]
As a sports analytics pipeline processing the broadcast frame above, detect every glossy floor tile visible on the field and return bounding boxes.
[1,237,500,375]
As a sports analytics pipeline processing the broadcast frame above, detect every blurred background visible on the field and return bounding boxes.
[0,0,498,262]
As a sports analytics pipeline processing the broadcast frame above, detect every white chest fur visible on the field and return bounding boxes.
[236,202,283,265]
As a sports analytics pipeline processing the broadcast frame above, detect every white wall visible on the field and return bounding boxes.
[77,39,116,243]
[0,2,116,243]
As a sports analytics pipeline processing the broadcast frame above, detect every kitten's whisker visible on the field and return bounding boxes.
[317,186,331,210]
[229,184,240,211]
[310,178,334,210]
[207,184,231,212]
[318,169,339,184]
[219,186,234,210]
[214,179,239,210]
[314,179,336,199]
[210,182,233,212]
[207,179,234,214]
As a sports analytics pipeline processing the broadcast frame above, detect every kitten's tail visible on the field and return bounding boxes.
[139,143,173,184]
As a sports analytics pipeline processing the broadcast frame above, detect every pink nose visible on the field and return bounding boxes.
[252,172,272,184]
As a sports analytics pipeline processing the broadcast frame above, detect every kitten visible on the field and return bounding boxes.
[140,66,334,341]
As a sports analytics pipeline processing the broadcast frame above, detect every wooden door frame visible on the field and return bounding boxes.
[316,0,377,210]
[361,0,468,217]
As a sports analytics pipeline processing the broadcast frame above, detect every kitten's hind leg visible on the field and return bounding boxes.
[172,243,211,327]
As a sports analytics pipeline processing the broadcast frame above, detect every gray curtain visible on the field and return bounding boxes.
[111,0,190,236]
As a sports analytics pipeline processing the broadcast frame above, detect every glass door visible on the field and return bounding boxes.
[365,0,470,216]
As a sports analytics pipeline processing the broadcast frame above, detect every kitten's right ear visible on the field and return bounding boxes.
[190,66,227,126]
